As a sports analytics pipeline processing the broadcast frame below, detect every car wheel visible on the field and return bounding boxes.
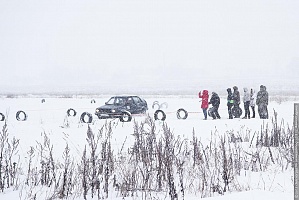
[120,111,132,122]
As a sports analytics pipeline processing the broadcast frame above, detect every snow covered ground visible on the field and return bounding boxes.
[0,95,297,199]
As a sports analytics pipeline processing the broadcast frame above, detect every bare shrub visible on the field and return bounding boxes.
[58,144,75,199]
[78,121,115,199]
[0,122,20,191]
[36,132,57,187]
[0,111,294,199]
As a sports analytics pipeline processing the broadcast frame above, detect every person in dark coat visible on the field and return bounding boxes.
[264,86,269,118]
[209,92,221,119]
[198,90,209,120]
[227,88,234,119]
[232,86,242,118]
[232,86,240,106]
[256,85,269,119]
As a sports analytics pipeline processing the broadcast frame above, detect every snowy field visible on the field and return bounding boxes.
[0,95,297,200]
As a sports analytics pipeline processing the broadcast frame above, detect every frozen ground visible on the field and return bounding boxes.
[0,95,297,199]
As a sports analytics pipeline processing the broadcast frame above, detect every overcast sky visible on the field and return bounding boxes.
[0,0,299,94]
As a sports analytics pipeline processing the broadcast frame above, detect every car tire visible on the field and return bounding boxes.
[120,111,132,122]
[67,108,77,117]
[16,110,27,121]
[0,113,5,121]
[154,110,166,121]
[80,112,93,123]
[177,108,188,120]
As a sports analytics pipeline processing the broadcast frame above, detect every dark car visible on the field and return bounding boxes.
[95,96,148,122]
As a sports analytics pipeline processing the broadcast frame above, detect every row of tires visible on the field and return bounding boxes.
[154,109,188,121]
[0,108,189,123]
[0,109,93,123]
[0,111,28,121]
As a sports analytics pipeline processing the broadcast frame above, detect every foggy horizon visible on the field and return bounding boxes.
[1,0,299,95]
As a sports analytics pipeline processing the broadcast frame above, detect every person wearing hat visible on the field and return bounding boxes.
[227,88,234,119]
[232,86,242,118]
[256,85,269,119]
[198,90,209,120]
[208,92,221,120]
[242,87,251,119]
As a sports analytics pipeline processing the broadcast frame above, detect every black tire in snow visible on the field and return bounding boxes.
[177,108,188,120]
[67,108,77,117]
[0,113,5,121]
[154,110,166,121]
[80,112,93,123]
[16,110,27,121]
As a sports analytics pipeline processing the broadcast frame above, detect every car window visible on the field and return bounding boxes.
[133,97,141,104]
[115,97,125,105]
[127,97,133,104]
[106,97,115,105]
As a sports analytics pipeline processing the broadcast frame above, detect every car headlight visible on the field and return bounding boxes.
[96,109,99,113]
[111,109,116,113]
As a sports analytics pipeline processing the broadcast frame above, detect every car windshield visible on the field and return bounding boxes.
[106,97,126,105]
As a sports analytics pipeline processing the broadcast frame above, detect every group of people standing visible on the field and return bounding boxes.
[198,85,269,120]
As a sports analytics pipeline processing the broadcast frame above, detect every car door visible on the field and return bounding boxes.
[132,96,143,113]
[126,97,136,113]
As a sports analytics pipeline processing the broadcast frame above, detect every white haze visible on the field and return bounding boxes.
[0,0,299,95]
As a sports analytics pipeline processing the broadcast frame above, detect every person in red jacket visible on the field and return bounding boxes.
[198,90,209,120]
